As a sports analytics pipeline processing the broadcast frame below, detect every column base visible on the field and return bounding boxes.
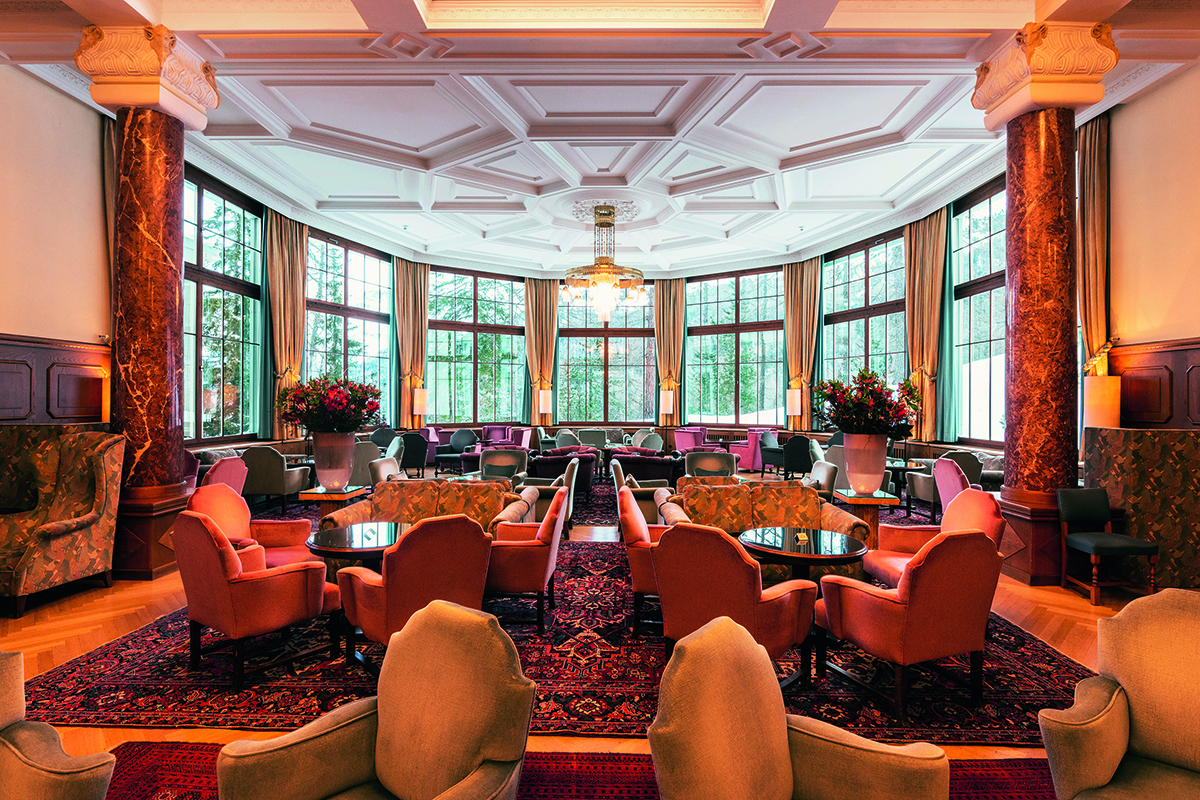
[114,483,190,580]
[998,486,1061,586]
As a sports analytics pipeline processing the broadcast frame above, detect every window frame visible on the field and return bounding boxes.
[425,265,526,426]
[302,228,393,422]
[182,166,265,446]
[556,283,657,425]
[950,174,1007,447]
[684,266,785,428]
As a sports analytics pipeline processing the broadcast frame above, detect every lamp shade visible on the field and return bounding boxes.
[538,389,555,414]
[786,388,804,417]
[411,387,428,416]
[659,390,674,411]
[1083,375,1121,430]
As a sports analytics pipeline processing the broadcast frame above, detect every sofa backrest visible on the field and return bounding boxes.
[748,482,821,529]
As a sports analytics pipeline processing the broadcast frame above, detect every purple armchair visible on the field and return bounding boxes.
[728,427,773,472]
[481,425,514,445]
[674,427,726,455]
[614,452,680,486]
[529,449,596,499]
[422,426,446,465]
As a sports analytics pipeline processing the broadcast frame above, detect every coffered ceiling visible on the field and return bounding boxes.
[4,0,1198,277]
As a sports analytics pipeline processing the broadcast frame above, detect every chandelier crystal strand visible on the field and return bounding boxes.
[562,204,644,324]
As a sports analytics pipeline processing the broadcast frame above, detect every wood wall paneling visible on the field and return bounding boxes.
[0,334,109,425]
[1109,336,1200,428]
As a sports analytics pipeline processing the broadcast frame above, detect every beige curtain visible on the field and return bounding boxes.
[396,258,430,430]
[525,278,559,427]
[783,259,822,430]
[904,206,949,442]
[654,279,685,425]
[266,210,309,439]
[1079,114,1110,376]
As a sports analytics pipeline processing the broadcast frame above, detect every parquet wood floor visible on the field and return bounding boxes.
[0,521,1142,762]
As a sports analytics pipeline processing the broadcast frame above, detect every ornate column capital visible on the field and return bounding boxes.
[74,25,219,131]
[971,22,1119,131]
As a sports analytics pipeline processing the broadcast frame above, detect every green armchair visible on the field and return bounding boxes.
[0,430,125,617]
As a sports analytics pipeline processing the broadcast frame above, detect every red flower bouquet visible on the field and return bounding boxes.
[813,369,919,439]
[276,378,382,433]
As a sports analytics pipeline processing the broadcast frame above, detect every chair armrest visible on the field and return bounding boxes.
[969,483,983,491]
[218,697,379,800]
[647,524,670,543]
[631,478,671,488]
[236,544,267,573]
[35,512,101,539]
[818,575,906,652]
[820,503,870,543]
[494,522,541,541]
[1038,676,1129,800]
[876,523,941,554]
[658,502,690,527]
[432,759,524,800]
[785,714,948,800]
[0,720,116,793]
[321,500,377,530]
[250,519,313,548]
[435,444,455,455]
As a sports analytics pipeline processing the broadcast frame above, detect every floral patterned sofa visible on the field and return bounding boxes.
[0,425,126,617]
[319,478,538,533]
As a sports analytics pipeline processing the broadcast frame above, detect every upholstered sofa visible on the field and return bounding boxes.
[0,425,126,617]
[654,481,870,582]
[319,478,537,533]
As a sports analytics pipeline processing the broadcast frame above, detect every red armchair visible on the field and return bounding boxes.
[199,456,248,494]
[337,514,492,665]
[864,488,1004,588]
[653,523,817,683]
[174,510,340,691]
[486,487,568,634]
[619,486,670,635]
[186,483,319,569]
[815,530,1003,724]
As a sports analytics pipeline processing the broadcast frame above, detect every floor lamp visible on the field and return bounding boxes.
[539,389,554,427]
[412,387,427,429]
[786,388,804,433]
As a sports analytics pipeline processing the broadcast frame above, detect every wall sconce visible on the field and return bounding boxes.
[538,389,554,414]
[412,387,428,416]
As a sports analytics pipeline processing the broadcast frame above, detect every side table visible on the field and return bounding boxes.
[299,486,368,521]
[833,489,900,550]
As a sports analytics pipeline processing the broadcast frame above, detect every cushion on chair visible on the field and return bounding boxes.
[861,551,910,588]
[1066,532,1160,556]
[483,463,519,479]
[695,467,730,477]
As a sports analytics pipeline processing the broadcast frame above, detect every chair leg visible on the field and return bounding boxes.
[326,611,342,658]
[536,591,545,636]
[1090,554,1102,605]
[232,639,245,692]
[189,620,202,670]
[800,640,811,687]
[344,617,356,663]
[1148,554,1158,595]
[548,573,556,610]
[815,627,827,679]
[100,569,114,588]
[632,592,643,636]
[10,595,27,619]
[894,664,908,726]
[970,650,983,705]
[280,494,287,514]
[1061,533,1069,589]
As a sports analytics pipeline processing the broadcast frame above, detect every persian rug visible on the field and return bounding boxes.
[104,743,1056,800]
[568,481,619,526]
[29,543,1090,744]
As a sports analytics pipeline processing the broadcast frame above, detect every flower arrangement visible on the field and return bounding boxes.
[813,368,920,439]
[276,378,382,433]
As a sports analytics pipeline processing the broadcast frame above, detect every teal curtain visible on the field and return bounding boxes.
[935,222,958,442]
[521,363,532,425]
[258,261,275,440]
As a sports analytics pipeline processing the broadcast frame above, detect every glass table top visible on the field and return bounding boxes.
[307,521,412,553]
[738,527,867,559]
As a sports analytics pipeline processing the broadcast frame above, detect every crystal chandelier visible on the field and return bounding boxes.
[560,204,646,323]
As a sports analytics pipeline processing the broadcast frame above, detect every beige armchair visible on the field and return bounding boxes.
[240,446,310,513]
[1,649,116,800]
[1039,589,1200,799]
[648,617,949,800]
[217,601,537,800]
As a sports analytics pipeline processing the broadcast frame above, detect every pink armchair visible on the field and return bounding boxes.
[933,458,979,511]
[173,510,341,691]
[199,456,248,494]
[486,487,568,634]
[338,515,492,665]
[815,530,1003,724]
[728,427,773,472]
[186,483,319,569]
[482,425,514,445]
[653,523,817,683]
[619,486,670,635]
[864,488,1004,588]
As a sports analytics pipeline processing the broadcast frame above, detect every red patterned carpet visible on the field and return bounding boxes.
[27,542,1090,744]
[105,742,1056,799]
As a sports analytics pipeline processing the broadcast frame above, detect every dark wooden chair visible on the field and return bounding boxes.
[1057,487,1158,605]
[761,434,813,480]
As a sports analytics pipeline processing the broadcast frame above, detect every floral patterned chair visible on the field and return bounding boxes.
[320,478,538,534]
[0,428,125,617]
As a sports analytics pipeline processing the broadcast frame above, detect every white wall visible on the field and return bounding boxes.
[0,66,110,344]
[1110,64,1200,346]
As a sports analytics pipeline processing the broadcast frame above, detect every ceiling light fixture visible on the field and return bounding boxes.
[560,204,646,323]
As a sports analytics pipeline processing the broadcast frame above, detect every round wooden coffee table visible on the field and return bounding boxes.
[306,521,411,573]
[737,527,868,581]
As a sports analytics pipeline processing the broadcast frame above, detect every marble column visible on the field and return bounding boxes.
[75,24,220,578]
[972,22,1119,584]
[1002,106,1079,503]
[112,106,186,493]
